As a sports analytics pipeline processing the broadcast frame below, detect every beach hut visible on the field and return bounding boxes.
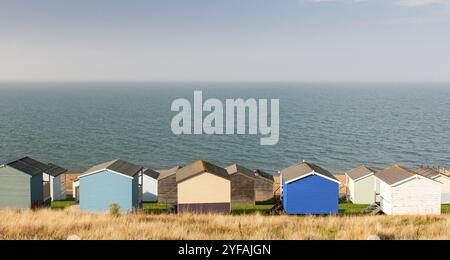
[177,160,231,214]
[43,163,68,201]
[0,157,67,208]
[62,172,81,198]
[346,166,376,204]
[254,169,275,203]
[413,167,450,205]
[273,173,282,200]
[226,164,256,205]
[73,178,80,202]
[281,162,340,215]
[375,165,442,215]
[141,168,159,202]
[0,159,44,209]
[78,160,144,213]
[157,166,181,204]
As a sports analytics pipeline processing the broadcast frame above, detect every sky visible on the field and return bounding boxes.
[0,0,449,82]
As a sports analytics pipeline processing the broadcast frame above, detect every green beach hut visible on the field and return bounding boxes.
[346,166,376,205]
[0,157,46,209]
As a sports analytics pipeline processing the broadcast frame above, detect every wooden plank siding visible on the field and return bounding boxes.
[62,172,81,197]
[0,165,43,209]
[255,177,274,203]
[158,174,177,204]
[273,174,281,199]
[230,173,255,205]
[0,166,32,209]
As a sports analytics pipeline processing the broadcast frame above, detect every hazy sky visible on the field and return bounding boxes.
[1,0,450,82]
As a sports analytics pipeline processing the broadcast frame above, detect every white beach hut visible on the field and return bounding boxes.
[140,168,159,202]
[413,168,450,205]
[375,165,442,215]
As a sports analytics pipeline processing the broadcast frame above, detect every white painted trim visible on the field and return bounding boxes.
[78,169,135,180]
[285,171,341,185]
[438,174,450,181]
[378,174,443,187]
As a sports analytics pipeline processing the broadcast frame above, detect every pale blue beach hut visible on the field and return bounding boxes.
[79,160,143,213]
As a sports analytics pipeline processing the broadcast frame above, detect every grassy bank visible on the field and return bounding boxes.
[1,209,450,240]
[52,201,450,215]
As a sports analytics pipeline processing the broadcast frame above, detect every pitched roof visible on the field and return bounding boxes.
[7,157,51,176]
[176,160,230,183]
[254,169,275,182]
[226,164,257,179]
[83,160,143,177]
[375,164,416,185]
[346,166,375,181]
[143,168,160,179]
[412,167,441,179]
[157,166,181,180]
[281,161,338,183]
[46,163,68,177]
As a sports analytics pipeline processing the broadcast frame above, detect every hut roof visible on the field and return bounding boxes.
[375,164,416,185]
[6,157,66,177]
[143,168,160,179]
[412,167,441,179]
[82,160,143,177]
[176,160,230,183]
[281,162,338,183]
[226,164,257,179]
[254,169,275,182]
[46,163,68,177]
[157,166,181,180]
[346,166,375,181]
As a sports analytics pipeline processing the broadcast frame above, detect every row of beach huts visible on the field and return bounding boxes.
[0,156,449,216]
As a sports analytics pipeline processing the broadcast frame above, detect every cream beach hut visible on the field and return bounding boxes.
[375,165,442,215]
[177,160,231,214]
[346,166,376,204]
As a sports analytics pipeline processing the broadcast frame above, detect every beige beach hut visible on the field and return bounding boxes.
[177,160,231,214]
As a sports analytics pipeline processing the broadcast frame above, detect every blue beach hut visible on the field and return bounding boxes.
[281,162,340,215]
[79,160,143,213]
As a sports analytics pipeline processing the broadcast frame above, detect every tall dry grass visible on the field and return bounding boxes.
[0,209,450,240]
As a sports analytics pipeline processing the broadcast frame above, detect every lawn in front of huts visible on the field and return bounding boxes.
[51,199,450,215]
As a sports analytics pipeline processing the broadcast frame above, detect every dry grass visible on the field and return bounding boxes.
[1,209,450,240]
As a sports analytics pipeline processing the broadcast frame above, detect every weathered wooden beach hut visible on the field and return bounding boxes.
[226,164,256,205]
[376,165,442,215]
[413,167,450,205]
[254,169,275,203]
[346,166,376,204]
[141,168,159,202]
[281,162,340,215]
[157,166,181,205]
[177,160,231,214]
[62,172,81,198]
[78,160,144,213]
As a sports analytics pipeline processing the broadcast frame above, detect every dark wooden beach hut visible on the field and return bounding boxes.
[157,166,181,205]
[226,164,256,205]
[254,169,275,203]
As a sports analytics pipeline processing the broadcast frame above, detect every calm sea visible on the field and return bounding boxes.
[0,82,449,173]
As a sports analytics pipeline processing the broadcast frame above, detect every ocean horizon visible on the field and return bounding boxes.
[1,81,449,174]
